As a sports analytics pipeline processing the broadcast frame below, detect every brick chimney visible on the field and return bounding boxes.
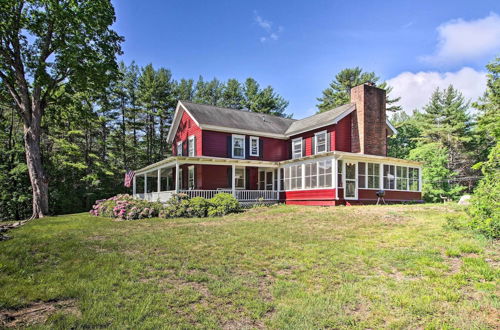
[350,83,387,156]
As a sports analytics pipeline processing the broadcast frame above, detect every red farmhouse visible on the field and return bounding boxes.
[133,83,422,205]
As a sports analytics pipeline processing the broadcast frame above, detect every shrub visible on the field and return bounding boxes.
[89,194,161,220]
[188,197,210,218]
[467,144,499,239]
[207,193,240,217]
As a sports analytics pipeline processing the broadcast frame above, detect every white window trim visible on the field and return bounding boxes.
[292,138,303,159]
[177,141,183,156]
[314,130,327,154]
[188,165,195,189]
[232,134,245,159]
[188,135,195,157]
[250,136,259,157]
[343,161,358,200]
[282,156,335,191]
[234,167,246,189]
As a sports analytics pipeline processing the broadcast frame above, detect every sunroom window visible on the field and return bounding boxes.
[235,167,245,189]
[383,165,395,190]
[315,131,327,153]
[232,135,245,158]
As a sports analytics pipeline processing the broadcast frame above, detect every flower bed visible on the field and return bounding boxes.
[90,193,240,220]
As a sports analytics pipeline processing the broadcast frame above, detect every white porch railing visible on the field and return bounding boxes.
[178,189,279,201]
[135,191,175,202]
[135,190,279,202]
[235,190,278,201]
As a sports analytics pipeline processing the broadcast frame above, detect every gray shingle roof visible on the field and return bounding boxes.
[180,101,296,135]
[178,101,356,138]
[284,103,355,136]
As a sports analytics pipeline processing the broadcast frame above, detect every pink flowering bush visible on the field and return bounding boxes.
[90,193,240,220]
[89,194,162,220]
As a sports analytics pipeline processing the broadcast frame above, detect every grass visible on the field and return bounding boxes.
[0,204,498,329]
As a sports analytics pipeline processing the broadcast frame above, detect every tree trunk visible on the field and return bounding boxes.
[23,121,49,218]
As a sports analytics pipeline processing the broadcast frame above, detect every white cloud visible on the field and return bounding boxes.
[254,11,283,42]
[421,13,500,65]
[387,67,487,112]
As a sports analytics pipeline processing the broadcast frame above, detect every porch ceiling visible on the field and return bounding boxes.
[135,156,279,175]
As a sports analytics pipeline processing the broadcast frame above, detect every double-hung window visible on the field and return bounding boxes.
[292,138,303,159]
[232,135,245,158]
[250,136,259,156]
[188,166,195,189]
[234,167,245,189]
[188,136,195,156]
[177,141,183,156]
[315,131,327,153]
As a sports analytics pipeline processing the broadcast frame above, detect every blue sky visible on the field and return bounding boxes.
[112,0,500,118]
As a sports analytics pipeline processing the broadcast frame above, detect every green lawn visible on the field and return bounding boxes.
[0,204,498,329]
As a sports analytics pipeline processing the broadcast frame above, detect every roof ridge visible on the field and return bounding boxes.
[179,100,296,122]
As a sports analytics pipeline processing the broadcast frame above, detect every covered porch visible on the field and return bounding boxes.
[133,156,281,203]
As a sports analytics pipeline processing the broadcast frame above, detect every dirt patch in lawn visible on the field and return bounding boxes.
[0,299,80,328]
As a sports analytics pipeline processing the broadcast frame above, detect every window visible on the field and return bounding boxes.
[315,131,327,153]
[188,136,195,156]
[188,166,195,189]
[178,168,183,189]
[292,138,302,159]
[289,164,302,190]
[232,135,245,158]
[383,165,395,190]
[367,163,380,189]
[396,166,408,190]
[409,168,420,191]
[250,136,259,156]
[177,141,183,156]
[284,167,290,190]
[304,162,317,189]
[235,167,245,189]
[337,160,343,188]
[318,160,332,187]
[358,162,366,188]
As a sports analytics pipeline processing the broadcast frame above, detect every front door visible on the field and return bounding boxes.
[344,162,357,199]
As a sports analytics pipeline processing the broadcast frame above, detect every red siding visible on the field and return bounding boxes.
[284,188,337,206]
[357,189,421,201]
[173,111,202,156]
[201,130,289,161]
[335,115,351,152]
[290,124,336,156]
[200,165,230,189]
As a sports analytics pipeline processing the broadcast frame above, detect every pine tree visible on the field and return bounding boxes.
[316,67,401,113]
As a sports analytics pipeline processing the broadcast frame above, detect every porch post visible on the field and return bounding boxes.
[277,167,281,192]
[175,162,179,193]
[144,173,147,194]
[157,168,161,192]
[132,175,136,196]
[231,164,236,197]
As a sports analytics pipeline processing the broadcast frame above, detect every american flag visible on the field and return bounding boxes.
[124,170,135,187]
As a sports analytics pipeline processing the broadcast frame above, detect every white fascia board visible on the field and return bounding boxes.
[386,119,398,135]
[166,102,201,143]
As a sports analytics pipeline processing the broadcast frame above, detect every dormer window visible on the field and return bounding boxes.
[315,131,327,153]
[232,135,245,159]
[250,136,259,156]
[292,138,302,159]
[177,141,183,156]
